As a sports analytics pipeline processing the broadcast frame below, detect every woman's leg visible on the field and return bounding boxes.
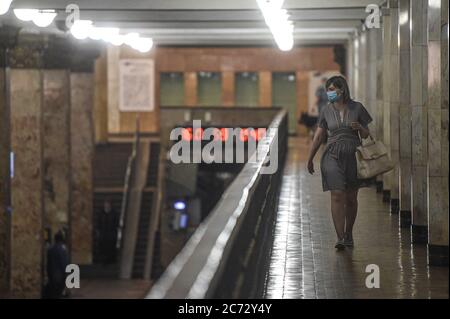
[330,190,346,240]
[345,188,359,238]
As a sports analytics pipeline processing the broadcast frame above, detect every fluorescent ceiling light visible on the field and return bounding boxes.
[72,22,153,52]
[14,8,57,27]
[70,19,93,40]
[14,9,38,21]
[124,32,153,52]
[257,0,294,51]
[32,10,57,27]
[0,0,13,15]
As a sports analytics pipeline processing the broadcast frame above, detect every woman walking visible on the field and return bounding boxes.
[307,76,373,250]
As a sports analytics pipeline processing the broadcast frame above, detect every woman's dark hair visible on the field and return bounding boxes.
[325,75,351,103]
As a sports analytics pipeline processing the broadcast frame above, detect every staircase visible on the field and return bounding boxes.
[132,191,153,278]
[94,143,132,187]
[92,142,132,271]
[132,142,161,279]
[91,139,163,280]
[147,142,163,280]
[151,230,164,279]
[82,143,132,278]
[117,140,163,280]
[146,143,160,187]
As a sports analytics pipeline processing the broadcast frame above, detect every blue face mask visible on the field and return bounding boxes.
[327,90,340,103]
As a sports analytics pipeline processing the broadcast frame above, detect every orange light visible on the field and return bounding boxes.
[239,128,249,142]
[220,128,229,142]
[181,127,192,141]
[193,128,203,141]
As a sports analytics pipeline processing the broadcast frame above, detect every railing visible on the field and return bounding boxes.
[116,116,141,251]
[146,109,288,298]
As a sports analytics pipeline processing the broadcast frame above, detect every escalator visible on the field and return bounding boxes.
[132,191,153,278]
[84,142,132,278]
[131,142,161,279]
[90,139,163,280]
[119,140,162,280]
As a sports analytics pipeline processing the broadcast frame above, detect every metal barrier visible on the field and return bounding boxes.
[117,116,140,251]
[146,110,288,298]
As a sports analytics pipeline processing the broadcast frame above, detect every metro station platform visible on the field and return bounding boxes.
[264,138,449,299]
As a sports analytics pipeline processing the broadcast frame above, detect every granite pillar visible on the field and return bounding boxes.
[106,45,120,132]
[426,0,449,265]
[366,28,381,141]
[42,36,71,243]
[94,51,108,144]
[352,34,361,102]
[410,0,429,243]
[375,23,385,191]
[389,0,401,214]
[398,0,413,226]
[8,35,45,298]
[69,44,99,265]
[382,6,393,202]
[346,37,355,94]
[0,36,11,294]
[358,31,368,106]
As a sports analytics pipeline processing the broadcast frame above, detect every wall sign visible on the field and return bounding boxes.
[119,59,155,112]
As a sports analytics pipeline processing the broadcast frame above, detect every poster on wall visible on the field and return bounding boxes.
[119,59,155,112]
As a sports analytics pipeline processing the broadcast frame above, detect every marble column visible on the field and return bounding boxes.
[8,34,45,298]
[358,31,368,106]
[69,43,99,265]
[346,37,355,94]
[366,28,381,141]
[375,24,385,192]
[106,45,120,132]
[0,31,13,294]
[382,5,393,203]
[221,71,235,107]
[398,0,413,226]
[352,34,361,101]
[184,71,198,106]
[410,0,428,243]
[426,0,449,265]
[42,36,71,244]
[389,0,401,214]
[94,51,108,144]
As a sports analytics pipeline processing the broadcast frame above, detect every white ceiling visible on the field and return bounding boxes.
[2,0,385,46]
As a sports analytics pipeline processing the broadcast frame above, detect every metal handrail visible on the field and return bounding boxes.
[146,109,288,299]
[116,116,141,250]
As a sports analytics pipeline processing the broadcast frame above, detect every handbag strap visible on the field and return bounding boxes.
[357,130,375,146]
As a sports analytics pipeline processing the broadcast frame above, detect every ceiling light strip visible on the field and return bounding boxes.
[4,1,153,53]
[256,0,294,51]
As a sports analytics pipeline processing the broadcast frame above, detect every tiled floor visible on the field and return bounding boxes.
[264,137,448,299]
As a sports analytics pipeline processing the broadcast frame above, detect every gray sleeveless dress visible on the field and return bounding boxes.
[317,99,374,192]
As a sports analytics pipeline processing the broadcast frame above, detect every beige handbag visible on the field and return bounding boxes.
[356,134,395,179]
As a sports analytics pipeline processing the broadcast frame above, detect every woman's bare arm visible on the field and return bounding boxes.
[308,127,326,163]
